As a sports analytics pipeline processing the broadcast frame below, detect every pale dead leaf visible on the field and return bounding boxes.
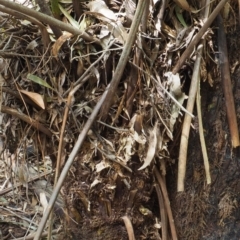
[138,123,158,170]
[90,179,101,188]
[165,72,187,132]
[87,0,116,21]
[133,131,146,145]
[91,66,100,87]
[87,0,128,43]
[129,113,137,132]
[40,192,48,213]
[58,71,67,95]
[121,134,134,162]
[20,90,45,109]
[167,72,183,98]
[96,160,110,172]
[26,40,38,50]
[106,185,116,190]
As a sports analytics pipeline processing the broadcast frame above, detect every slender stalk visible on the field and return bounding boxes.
[177,45,202,192]
[217,14,240,147]
[154,167,177,240]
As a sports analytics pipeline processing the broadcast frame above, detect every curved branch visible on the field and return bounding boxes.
[0,0,101,44]
[122,216,136,240]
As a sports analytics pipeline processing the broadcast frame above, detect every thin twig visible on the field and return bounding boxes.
[48,84,82,239]
[97,120,128,132]
[0,5,45,28]
[0,206,38,226]
[197,76,211,184]
[55,84,82,187]
[155,184,167,240]
[130,64,195,118]
[1,105,52,137]
[0,0,101,44]
[172,0,228,74]
[0,170,52,196]
[239,0,240,26]
[196,0,212,181]
[217,14,240,147]
[0,51,48,58]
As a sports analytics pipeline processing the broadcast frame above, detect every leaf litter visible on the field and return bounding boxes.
[0,0,229,239]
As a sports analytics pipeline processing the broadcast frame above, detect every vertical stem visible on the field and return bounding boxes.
[217,14,240,147]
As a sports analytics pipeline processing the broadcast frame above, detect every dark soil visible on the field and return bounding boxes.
[168,25,240,240]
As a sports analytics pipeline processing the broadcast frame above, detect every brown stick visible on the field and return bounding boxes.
[172,0,228,74]
[154,167,178,240]
[0,0,100,44]
[217,14,240,147]
[1,105,52,137]
[0,5,45,28]
[36,0,62,38]
[155,184,167,240]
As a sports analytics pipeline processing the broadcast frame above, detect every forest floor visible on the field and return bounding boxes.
[0,1,239,239]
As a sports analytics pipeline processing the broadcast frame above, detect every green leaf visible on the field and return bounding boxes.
[27,73,53,89]
[58,4,80,29]
[175,5,188,28]
[51,0,61,19]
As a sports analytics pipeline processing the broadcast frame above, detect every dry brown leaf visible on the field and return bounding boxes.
[20,90,45,109]
[52,32,73,57]
[40,192,48,213]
